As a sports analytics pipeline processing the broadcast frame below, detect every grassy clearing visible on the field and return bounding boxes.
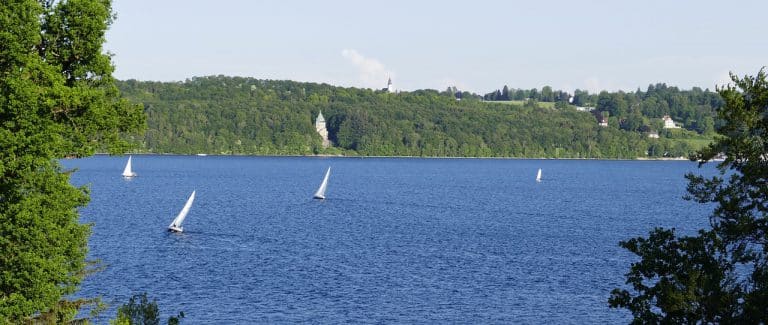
[483,100,557,109]
[676,138,713,149]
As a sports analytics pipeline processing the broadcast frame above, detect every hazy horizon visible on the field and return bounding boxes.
[106,0,767,94]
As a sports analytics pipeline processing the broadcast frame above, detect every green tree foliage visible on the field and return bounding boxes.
[111,293,159,325]
[572,89,591,106]
[609,69,768,322]
[118,76,714,159]
[620,107,644,132]
[540,85,554,102]
[0,0,144,322]
[483,84,721,137]
[110,293,184,325]
[597,91,628,117]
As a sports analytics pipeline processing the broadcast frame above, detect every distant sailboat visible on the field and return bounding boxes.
[168,190,195,233]
[313,167,331,199]
[536,168,542,182]
[122,156,137,177]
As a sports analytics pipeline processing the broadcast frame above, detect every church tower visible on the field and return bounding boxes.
[315,110,330,148]
[386,77,394,93]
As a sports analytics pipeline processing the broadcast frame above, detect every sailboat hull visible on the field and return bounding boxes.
[168,226,183,233]
[313,194,325,200]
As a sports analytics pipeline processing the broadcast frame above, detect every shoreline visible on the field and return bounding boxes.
[93,152,694,161]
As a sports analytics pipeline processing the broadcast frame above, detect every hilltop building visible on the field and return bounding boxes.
[383,77,394,93]
[315,111,330,148]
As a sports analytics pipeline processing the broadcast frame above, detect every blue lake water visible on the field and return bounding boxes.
[62,156,717,323]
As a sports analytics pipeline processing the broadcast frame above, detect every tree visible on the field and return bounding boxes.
[541,85,554,102]
[597,92,628,117]
[529,87,539,100]
[554,90,570,104]
[513,89,526,100]
[0,0,144,322]
[609,69,768,322]
[700,116,715,135]
[620,108,644,132]
[110,293,184,325]
[112,293,159,325]
[572,89,590,106]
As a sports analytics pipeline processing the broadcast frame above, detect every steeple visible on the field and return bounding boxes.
[386,77,394,93]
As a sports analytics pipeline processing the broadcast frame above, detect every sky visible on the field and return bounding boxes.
[105,0,768,94]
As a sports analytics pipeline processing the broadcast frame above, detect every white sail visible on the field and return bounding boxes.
[122,156,137,177]
[168,190,195,232]
[536,168,542,182]
[313,167,331,199]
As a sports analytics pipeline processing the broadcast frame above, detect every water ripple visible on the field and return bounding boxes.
[62,156,715,323]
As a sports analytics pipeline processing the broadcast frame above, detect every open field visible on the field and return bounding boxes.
[483,100,557,108]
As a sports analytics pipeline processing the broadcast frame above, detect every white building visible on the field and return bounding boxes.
[315,111,330,148]
[385,77,394,93]
[662,115,680,129]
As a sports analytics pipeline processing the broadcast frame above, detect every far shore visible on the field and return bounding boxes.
[91,152,697,161]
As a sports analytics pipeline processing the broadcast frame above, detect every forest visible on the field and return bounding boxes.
[116,76,722,158]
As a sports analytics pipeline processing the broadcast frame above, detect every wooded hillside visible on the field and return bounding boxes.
[117,76,719,158]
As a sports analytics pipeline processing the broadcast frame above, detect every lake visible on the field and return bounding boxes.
[63,156,716,323]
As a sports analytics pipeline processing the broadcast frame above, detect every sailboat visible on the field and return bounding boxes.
[313,167,331,199]
[168,190,195,233]
[122,156,137,177]
[536,168,542,182]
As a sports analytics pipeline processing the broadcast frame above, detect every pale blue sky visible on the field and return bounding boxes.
[106,0,767,94]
